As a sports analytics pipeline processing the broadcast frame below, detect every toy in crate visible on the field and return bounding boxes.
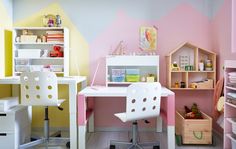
[126,69,140,82]
[111,69,125,82]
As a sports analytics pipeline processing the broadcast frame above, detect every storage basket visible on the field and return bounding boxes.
[175,110,212,144]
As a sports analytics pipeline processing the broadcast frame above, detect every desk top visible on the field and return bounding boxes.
[0,76,87,84]
[79,86,174,97]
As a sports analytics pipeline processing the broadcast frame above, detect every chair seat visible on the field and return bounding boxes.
[57,99,65,106]
[114,112,127,122]
[22,99,65,106]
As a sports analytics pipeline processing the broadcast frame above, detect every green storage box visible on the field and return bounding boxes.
[126,74,140,82]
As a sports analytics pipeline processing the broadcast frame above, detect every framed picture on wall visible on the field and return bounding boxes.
[139,26,157,51]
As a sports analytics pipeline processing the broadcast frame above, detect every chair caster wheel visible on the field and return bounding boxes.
[109,145,116,149]
[153,145,160,149]
[66,141,70,148]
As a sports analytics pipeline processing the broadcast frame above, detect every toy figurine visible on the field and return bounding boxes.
[50,45,63,57]
[56,15,62,27]
[48,16,54,27]
[184,103,203,119]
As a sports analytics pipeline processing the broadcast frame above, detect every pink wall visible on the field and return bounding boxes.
[211,0,236,134]
[212,0,236,78]
[89,3,215,128]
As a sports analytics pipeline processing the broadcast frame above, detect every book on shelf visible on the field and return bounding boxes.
[47,34,64,38]
[46,31,63,34]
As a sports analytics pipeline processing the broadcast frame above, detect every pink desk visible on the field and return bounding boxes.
[78,86,175,149]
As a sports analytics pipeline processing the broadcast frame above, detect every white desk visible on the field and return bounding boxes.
[78,86,175,149]
[0,76,87,149]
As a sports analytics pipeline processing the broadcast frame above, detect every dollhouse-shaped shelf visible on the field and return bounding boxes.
[166,42,216,90]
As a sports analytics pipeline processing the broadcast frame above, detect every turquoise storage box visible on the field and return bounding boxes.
[126,69,140,75]
[111,69,125,82]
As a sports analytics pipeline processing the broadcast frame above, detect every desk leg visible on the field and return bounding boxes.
[12,84,20,97]
[78,94,87,149]
[78,125,86,149]
[167,94,175,149]
[69,82,78,149]
[156,116,162,132]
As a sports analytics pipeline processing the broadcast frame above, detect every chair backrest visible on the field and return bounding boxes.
[20,71,59,106]
[126,82,161,122]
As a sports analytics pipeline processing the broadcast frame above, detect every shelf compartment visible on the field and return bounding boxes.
[226,86,236,91]
[14,42,64,45]
[170,72,188,89]
[188,72,214,89]
[198,48,216,71]
[170,43,197,71]
[15,57,64,60]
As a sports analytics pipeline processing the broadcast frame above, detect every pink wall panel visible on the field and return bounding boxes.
[89,3,215,128]
[212,0,236,78]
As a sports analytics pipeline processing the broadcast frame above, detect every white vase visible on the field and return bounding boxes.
[199,62,204,71]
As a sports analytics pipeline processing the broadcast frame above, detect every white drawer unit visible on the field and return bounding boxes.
[0,97,19,112]
[0,105,31,149]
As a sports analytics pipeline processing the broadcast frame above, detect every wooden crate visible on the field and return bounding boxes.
[176,110,212,144]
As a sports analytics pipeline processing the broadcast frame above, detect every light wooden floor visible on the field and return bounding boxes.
[34,131,223,149]
[86,131,223,149]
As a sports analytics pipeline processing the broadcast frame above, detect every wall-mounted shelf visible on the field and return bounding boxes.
[12,27,69,76]
[106,55,159,86]
[166,42,216,90]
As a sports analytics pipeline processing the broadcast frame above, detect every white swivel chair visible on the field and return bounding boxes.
[110,82,161,149]
[19,71,69,149]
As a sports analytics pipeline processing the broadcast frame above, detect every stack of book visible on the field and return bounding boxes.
[46,30,64,43]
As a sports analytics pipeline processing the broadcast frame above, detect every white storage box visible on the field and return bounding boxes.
[50,65,63,72]
[0,97,19,112]
[15,65,30,72]
[15,59,30,65]
[20,35,37,43]
[30,65,43,71]
[18,49,41,58]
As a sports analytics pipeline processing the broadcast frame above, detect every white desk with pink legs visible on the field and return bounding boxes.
[78,86,175,149]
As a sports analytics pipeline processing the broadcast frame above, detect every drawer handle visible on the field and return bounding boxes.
[0,114,6,116]
[0,133,7,136]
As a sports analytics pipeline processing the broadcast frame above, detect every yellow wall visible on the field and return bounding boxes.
[0,1,12,98]
[14,3,89,127]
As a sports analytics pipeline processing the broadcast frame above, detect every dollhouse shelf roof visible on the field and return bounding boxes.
[167,42,216,56]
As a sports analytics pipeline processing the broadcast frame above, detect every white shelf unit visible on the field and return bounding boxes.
[106,55,159,86]
[12,27,69,76]
[224,60,236,149]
